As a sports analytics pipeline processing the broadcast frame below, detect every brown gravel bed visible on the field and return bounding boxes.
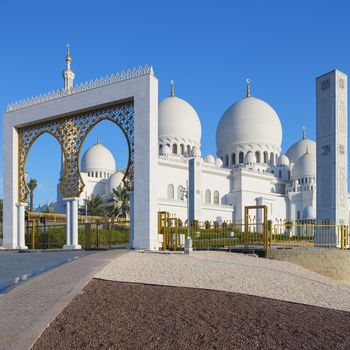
[32,278,350,350]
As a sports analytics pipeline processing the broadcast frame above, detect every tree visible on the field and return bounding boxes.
[27,178,38,212]
[104,184,130,222]
[84,194,104,216]
[43,205,56,213]
[0,199,3,224]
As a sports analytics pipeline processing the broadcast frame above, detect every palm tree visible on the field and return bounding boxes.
[84,194,104,216]
[105,184,130,222]
[27,178,38,212]
[43,205,56,214]
[0,199,3,224]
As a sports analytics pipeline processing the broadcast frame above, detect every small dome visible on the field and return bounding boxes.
[292,152,316,180]
[81,142,116,173]
[216,96,282,155]
[192,146,201,157]
[204,154,215,164]
[245,151,255,164]
[302,205,316,220]
[278,154,290,167]
[286,138,316,164]
[215,157,223,168]
[159,96,201,146]
[106,171,124,194]
[159,144,171,155]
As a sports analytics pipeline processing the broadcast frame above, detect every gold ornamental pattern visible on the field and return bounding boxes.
[18,102,134,202]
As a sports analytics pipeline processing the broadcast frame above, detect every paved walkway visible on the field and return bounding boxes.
[0,249,127,350]
[0,251,94,293]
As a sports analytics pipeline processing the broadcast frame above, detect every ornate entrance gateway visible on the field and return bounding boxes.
[17,103,134,249]
[3,55,159,250]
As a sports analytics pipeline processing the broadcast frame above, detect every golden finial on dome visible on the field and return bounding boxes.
[170,80,175,97]
[65,44,71,62]
[246,78,251,98]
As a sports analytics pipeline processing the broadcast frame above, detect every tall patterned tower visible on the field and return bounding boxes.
[316,70,348,226]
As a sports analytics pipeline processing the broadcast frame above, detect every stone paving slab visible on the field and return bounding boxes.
[0,249,127,350]
[97,251,350,312]
[0,250,94,293]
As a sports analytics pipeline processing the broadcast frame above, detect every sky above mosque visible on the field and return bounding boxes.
[1,0,350,206]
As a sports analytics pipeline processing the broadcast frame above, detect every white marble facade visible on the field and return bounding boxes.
[64,77,345,225]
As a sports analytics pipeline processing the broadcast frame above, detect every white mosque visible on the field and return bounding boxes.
[5,49,348,251]
[51,72,321,224]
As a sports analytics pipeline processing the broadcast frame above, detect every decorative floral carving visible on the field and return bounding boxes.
[18,103,134,202]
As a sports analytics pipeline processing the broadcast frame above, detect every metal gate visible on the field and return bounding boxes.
[244,205,269,256]
[158,211,183,250]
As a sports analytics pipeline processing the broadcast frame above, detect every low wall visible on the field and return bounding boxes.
[269,249,350,283]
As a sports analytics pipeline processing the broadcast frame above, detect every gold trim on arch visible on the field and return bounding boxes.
[18,102,134,203]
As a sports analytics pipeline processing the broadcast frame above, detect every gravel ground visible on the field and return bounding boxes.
[32,279,350,350]
[96,251,350,311]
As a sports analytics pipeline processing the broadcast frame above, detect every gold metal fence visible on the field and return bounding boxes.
[158,212,350,255]
[25,220,130,249]
[158,212,267,254]
[271,221,349,250]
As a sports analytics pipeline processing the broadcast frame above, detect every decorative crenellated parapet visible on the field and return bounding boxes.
[7,65,154,112]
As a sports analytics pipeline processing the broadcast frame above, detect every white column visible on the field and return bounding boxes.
[63,198,81,250]
[71,199,80,248]
[3,125,18,249]
[132,75,159,250]
[128,191,134,248]
[16,202,28,250]
[63,200,71,248]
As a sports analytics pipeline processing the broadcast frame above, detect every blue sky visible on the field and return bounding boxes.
[1,0,350,206]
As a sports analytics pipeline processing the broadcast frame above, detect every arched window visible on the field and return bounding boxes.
[255,151,261,163]
[95,171,98,177]
[275,154,278,165]
[231,153,236,164]
[180,144,185,154]
[270,152,274,166]
[214,190,219,205]
[172,144,178,154]
[278,170,282,179]
[288,171,291,180]
[205,189,211,204]
[225,154,229,166]
[263,151,268,163]
[177,185,184,201]
[187,145,191,155]
[239,152,244,164]
[167,184,174,200]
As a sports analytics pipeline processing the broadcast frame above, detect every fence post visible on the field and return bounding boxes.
[341,225,347,250]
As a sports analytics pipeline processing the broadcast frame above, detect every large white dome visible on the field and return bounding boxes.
[216,96,282,155]
[158,96,201,147]
[286,137,316,164]
[291,152,316,180]
[81,142,116,173]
